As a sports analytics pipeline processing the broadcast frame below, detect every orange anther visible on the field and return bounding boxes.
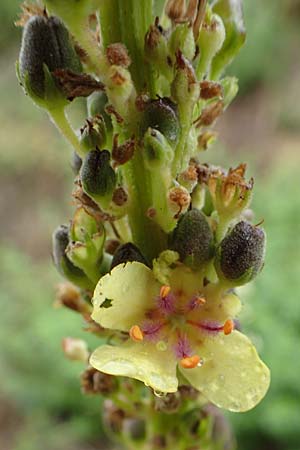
[195,296,206,305]
[160,285,171,298]
[129,325,144,342]
[180,355,201,369]
[223,319,234,335]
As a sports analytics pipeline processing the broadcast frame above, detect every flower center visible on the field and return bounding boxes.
[129,285,234,369]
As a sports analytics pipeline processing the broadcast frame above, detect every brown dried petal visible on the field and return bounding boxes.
[200,81,222,100]
[106,43,131,67]
[53,69,104,101]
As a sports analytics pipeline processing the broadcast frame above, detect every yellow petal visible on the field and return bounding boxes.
[180,331,270,412]
[90,341,178,393]
[91,262,160,332]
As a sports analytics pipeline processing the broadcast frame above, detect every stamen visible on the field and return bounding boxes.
[223,319,234,335]
[187,319,223,333]
[180,355,201,369]
[188,295,206,310]
[129,325,144,342]
[160,285,171,298]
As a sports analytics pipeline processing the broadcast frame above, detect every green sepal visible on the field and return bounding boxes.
[80,115,107,153]
[143,128,174,169]
[210,0,246,80]
[87,91,112,130]
[52,224,94,290]
[67,208,106,284]
[221,76,239,109]
[196,13,226,79]
[169,23,196,61]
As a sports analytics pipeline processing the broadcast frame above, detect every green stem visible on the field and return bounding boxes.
[99,0,167,261]
[49,107,84,158]
[117,0,153,91]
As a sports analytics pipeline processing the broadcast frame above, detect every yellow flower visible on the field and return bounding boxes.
[90,262,270,412]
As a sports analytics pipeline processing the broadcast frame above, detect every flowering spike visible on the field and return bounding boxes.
[130,325,144,342]
[180,355,201,369]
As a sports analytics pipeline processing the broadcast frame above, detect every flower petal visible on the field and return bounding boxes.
[90,341,178,393]
[91,262,160,332]
[180,331,270,412]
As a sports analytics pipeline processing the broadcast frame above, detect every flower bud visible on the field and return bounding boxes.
[215,221,266,286]
[80,116,107,153]
[62,337,89,362]
[66,207,105,283]
[18,15,81,105]
[81,149,116,207]
[140,98,180,145]
[52,224,93,289]
[111,243,148,269]
[87,91,112,131]
[171,52,200,107]
[144,20,172,79]
[169,23,196,61]
[210,0,246,79]
[196,13,225,78]
[171,209,214,269]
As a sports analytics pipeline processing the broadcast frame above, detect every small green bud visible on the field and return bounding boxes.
[18,15,81,105]
[215,221,265,286]
[140,98,180,145]
[144,20,172,79]
[210,0,246,80]
[52,224,93,289]
[169,23,196,61]
[87,91,112,131]
[143,128,174,168]
[196,13,225,79]
[171,52,200,107]
[81,149,116,207]
[111,243,148,269]
[221,76,239,109]
[80,116,107,153]
[171,209,214,269]
[67,208,105,283]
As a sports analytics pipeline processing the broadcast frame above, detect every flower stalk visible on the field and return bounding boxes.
[16,0,270,449]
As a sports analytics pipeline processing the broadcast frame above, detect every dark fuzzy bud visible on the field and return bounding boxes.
[71,151,82,174]
[171,209,214,269]
[140,98,179,144]
[52,225,93,289]
[111,243,148,269]
[81,149,116,199]
[216,221,266,285]
[19,15,81,98]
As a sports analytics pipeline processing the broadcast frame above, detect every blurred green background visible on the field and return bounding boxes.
[1,1,300,449]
